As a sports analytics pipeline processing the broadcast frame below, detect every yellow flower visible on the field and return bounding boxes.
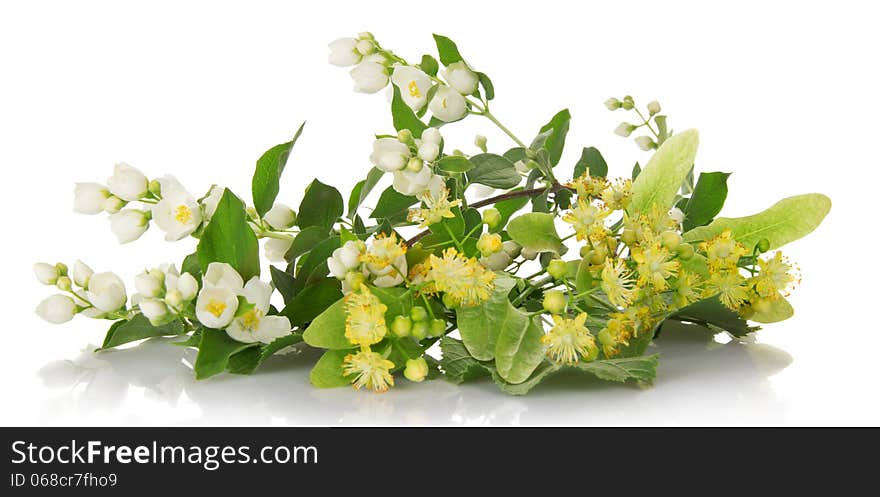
[363,233,407,277]
[425,248,495,306]
[632,242,679,291]
[343,348,395,393]
[671,271,703,309]
[753,252,797,299]
[562,198,610,242]
[598,317,630,358]
[600,178,633,211]
[407,188,461,228]
[700,230,748,271]
[705,270,749,310]
[476,232,503,256]
[570,173,608,198]
[344,286,388,346]
[601,258,635,307]
[541,313,597,364]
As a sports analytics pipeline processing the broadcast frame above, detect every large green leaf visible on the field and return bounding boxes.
[310,349,354,388]
[391,85,427,137]
[370,186,418,222]
[286,226,330,261]
[252,122,305,216]
[455,274,518,360]
[439,336,490,384]
[535,109,571,167]
[100,314,185,350]
[347,167,384,218]
[683,172,730,231]
[683,193,831,250]
[494,313,545,384]
[432,33,463,65]
[194,328,259,379]
[436,155,474,173]
[296,179,343,231]
[573,147,608,178]
[751,296,794,323]
[490,355,660,395]
[669,297,758,337]
[281,278,342,327]
[628,129,700,215]
[506,212,563,253]
[226,333,304,375]
[197,188,261,280]
[467,153,521,189]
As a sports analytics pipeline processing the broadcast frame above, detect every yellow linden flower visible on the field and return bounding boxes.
[344,286,388,346]
[598,317,630,358]
[601,258,635,307]
[562,198,610,242]
[642,204,679,235]
[425,248,496,306]
[569,173,608,198]
[363,233,407,274]
[753,252,797,299]
[671,271,703,309]
[600,178,633,211]
[343,348,395,393]
[407,188,461,228]
[700,230,748,272]
[541,313,597,364]
[705,270,749,310]
[632,242,679,291]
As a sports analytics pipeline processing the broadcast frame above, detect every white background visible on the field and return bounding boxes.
[1,0,877,426]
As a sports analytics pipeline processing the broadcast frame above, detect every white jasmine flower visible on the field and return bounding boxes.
[106,162,148,201]
[328,37,362,67]
[327,240,364,279]
[392,166,434,197]
[109,209,150,243]
[72,260,93,287]
[86,272,127,312]
[263,203,296,230]
[441,61,479,95]
[153,188,202,241]
[421,128,442,145]
[422,174,446,202]
[34,263,59,285]
[154,175,186,197]
[429,86,467,122]
[201,185,224,221]
[369,137,411,172]
[134,270,163,298]
[417,142,440,162]
[265,238,293,263]
[195,285,239,329]
[73,182,109,214]
[36,294,77,324]
[203,262,244,291]
[175,272,199,301]
[139,298,168,323]
[350,55,389,94]
[364,237,407,288]
[391,65,432,111]
[225,278,292,344]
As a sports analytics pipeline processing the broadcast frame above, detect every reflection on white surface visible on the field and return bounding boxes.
[34,324,792,426]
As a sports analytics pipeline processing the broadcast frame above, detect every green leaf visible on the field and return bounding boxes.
[503,147,527,164]
[439,336,490,384]
[310,349,354,388]
[670,297,758,337]
[455,274,518,360]
[226,333,304,375]
[100,314,185,350]
[536,109,571,167]
[391,85,427,137]
[436,155,474,173]
[477,72,494,100]
[507,212,563,253]
[494,312,545,384]
[632,162,641,180]
[467,153,520,189]
[286,226,330,261]
[628,129,699,215]
[281,278,342,327]
[751,296,794,324]
[419,54,439,76]
[296,179,343,231]
[347,167,385,218]
[197,188,261,280]
[303,286,411,350]
[573,146,608,178]
[491,191,529,232]
[683,172,731,231]
[370,186,418,222]
[682,193,832,250]
[292,236,340,291]
[194,328,259,379]
[489,355,659,395]
[252,122,305,216]
[432,33,463,65]
[181,252,201,281]
[270,265,297,306]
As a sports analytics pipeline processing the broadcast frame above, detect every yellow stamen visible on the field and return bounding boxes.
[205,300,226,318]
[175,205,192,224]
[408,80,421,98]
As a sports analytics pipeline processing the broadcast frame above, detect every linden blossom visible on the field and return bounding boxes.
[33,31,831,395]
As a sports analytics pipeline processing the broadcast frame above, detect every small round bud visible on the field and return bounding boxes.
[452,149,465,157]
[429,318,446,337]
[417,142,440,162]
[634,136,657,151]
[477,232,503,257]
[614,122,636,138]
[411,321,429,340]
[606,237,619,252]
[355,39,375,56]
[621,229,637,245]
[474,134,488,152]
[756,238,770,254]
[55,262,68,276]
[660,231,682,251]
[441,293,459,309]
[391,315,413,337]
[598,328,614,346]
[521,248,538,261]
[604,97,622,110]
[502,240,522,258]
[543,290,566,314]
[482,208,502,230]
[547,259,568,280]
[34,263,59,285]
[590,245,608,265]
[676,243,695,260]
[622,95,634,110]
[102,195,125,213]
[165,289,183,308]
[345,271,366,291]
[56,276,72,292]
[397,129,413,143]
[406,157,424,172]
[404,357,429,382]
[480,251,512,271]
[410,306,428,322]
[647,100,661,115]
[579,246,592,258]
[149,179,162,197]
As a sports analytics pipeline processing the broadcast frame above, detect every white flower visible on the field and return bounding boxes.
[327,240,364,279]
[265,238,293,263]
[423,174,446,202]
[417,142,440,162]
[392,166,434,197]
[109,209,150,243]
[134,270,163,297]
[364,237,407,288]
[350,55,389,94]
[369,137,411,172]
[355,39,374,56]
[429,86,467,122]
[73,182,109,214]
[153,188,202,241]
[154,175,185,196]
[34,263,59,285]
[195,285,239,329]
[263,203,296,230]
[328,37,362,67]
[201,185,224,221]
[36,294,77,324]
[139,298,168,323]
[86,272,127,312]
[421,128,442,145]
[203,262,244,291]
[225,278,292,344]
[441,61,479,95]
[175,272,199,301]
[614,122,635,137]
[106,162,148,201]
[72,260,93,287]
[391,65,432,111]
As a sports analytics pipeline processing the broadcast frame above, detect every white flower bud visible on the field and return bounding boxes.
[417,142,440,162]
[72,260,94,287]
[109,209,150,244]
[391,65,432,112]
[634,136,656,151]
[502,240,522,258]
[176,272,199,301]
[421,128,442,145]
[647,100,661,115]
[441,61,479,95]
[263,203,296,230]
[56,276,72,291]
[106,162,148,201]
[200,185,224,221]
[369,137,411,172]
[327,240,364,280]
[429,86,467,122]
[139,298,168,322]
[480,251,512,271]
[36,294,77,324]
[34,263,59,285]
[604,98,622,110]
[203,262,244,291]
[614,122,636,137]
[86,272,127,312]
[264,237,293,263]
[101,195,125,214]
[328,37,362,67]
[164,290,183,309]
[392,166,433,197]
[73,182,109,214]
[355,39,375,56]
[406,157,424,172]
[349,55,389,94]
[135,270,163,298]
[521,248,538,260]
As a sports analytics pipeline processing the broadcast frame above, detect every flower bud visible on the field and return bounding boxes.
[263,203,297,230]
[590,245,609,265]
[429,318,446,337]
[660,231,682,251]
[404,357,429,382]
[502,240,521,259]
[87,272,127,313]
[355,39,375,56]
[676,243,695,260]
[481,208,502,229]
[73,182,110,214]
[177,272,199,301]
[421,128,442,146]
[34,263,59,285]
[72,260,93,287]
[417,142,440,162]
[410,306,428,322]
[547,259,568,280]
[474,134,488,152]
[480,251,512,271]
[391,315,413,337]
[101,195,125,214]
[358,32,374,40]
[149,179,163,197]
[521,248,538,261]
[543,290,566,314]
[598,328,614,346]
[397,129,413,144]
[622,96,634,110]
[411,321,429,340]
[614,123,636,137]
[604,97,622,110]
[345,271,367,291]
[621,229,637,246]
[647,100,661,115]
[164,289,183,309]
[56,276,72,292]
[406,157,424,172]
[135,270,163,298]
[36,294,77,324]
[477,233,503,257]
[140,298,169,322]
[634,136,656,151]
[756,238,770,254]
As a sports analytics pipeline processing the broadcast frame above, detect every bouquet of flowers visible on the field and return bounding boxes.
[33,33,831,395]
